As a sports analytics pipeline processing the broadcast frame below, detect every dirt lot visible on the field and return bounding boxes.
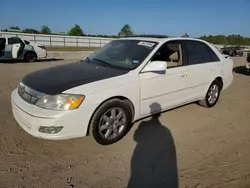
[0,53,250,188]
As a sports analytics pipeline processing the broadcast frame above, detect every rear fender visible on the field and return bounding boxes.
[221,57,234,90]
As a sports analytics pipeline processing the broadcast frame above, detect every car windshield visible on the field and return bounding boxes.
[84,39,158,70]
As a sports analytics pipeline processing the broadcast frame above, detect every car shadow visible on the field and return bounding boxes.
[233,66,250,76]
[127,103,178,188]
[0,58,63,64]
[36,58,64,62]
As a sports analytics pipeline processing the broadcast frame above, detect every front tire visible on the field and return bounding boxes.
[199,80,221,108]
[24,51,37,62]
[89,99,132,145]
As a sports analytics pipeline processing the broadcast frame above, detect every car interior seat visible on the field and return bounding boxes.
[168,51,179,68]
[166,43,182,68]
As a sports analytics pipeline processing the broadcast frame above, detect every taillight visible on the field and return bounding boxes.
[38,45,46,50]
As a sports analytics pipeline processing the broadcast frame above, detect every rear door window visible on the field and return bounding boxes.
[184,40,220,65]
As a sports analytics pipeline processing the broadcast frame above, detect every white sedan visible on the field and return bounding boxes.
[0,37,47,62]
[11,35,234,145]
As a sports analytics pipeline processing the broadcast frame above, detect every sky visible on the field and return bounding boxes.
[2,0,250,37]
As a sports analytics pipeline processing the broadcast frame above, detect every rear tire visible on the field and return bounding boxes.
[89,99,132,145]
[199,80,222,108]
[24,51,37,62]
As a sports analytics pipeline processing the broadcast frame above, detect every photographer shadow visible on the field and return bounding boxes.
[127,103,178,188]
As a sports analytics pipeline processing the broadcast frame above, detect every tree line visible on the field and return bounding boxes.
[1,24,131,38]
[199,35,250,46]
[2,25,250,45]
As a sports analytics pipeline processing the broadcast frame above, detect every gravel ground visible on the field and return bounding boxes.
[0,52,250,188]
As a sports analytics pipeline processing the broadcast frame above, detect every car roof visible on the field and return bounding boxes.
[121,37,166,42]
[119,35,208,44]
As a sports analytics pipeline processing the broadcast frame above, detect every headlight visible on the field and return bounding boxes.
[36,94,85,111]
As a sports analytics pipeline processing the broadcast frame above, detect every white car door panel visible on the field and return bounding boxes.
[183,40,222,102]
[12,43,21,58]
[185,63,219,101]
[139,66,188,116]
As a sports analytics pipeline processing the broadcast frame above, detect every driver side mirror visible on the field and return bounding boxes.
[141,60,167,73]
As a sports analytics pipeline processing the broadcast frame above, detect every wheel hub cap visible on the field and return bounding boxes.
[208,84,219,104]
[98,108,126,139]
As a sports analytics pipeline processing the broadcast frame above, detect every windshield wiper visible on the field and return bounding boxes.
[93,58,114,67]
[92,58,130,71]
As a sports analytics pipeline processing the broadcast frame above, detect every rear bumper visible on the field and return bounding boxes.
[223,73,233,91]
[37,50,47,59]
[44,50,47,58]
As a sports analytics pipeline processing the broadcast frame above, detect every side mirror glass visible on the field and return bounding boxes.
[142,60,167,73]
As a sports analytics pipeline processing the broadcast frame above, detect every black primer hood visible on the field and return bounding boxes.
[21,61,129,95]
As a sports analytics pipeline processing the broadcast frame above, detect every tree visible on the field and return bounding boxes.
[118,24,134,37]
[22,28,40,34]
[199,35,250,45]
[68,24,84,36]
[41,25,51,34]
[181,33,190,38]
[9,26,20,30]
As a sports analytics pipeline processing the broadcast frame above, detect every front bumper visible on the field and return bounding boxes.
[11,89,89,140]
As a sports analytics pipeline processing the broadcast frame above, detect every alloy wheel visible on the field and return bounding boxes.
[98,108,126,140]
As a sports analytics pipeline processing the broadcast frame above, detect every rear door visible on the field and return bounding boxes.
[182,40,221,101]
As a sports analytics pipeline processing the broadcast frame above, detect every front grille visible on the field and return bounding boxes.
[18,83,44,104]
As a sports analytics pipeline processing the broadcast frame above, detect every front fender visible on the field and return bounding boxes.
[85,81,141,122]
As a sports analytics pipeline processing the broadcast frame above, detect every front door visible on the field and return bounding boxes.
[4,44,13,58]
[7,37,24,59]
[139,40,188,116]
